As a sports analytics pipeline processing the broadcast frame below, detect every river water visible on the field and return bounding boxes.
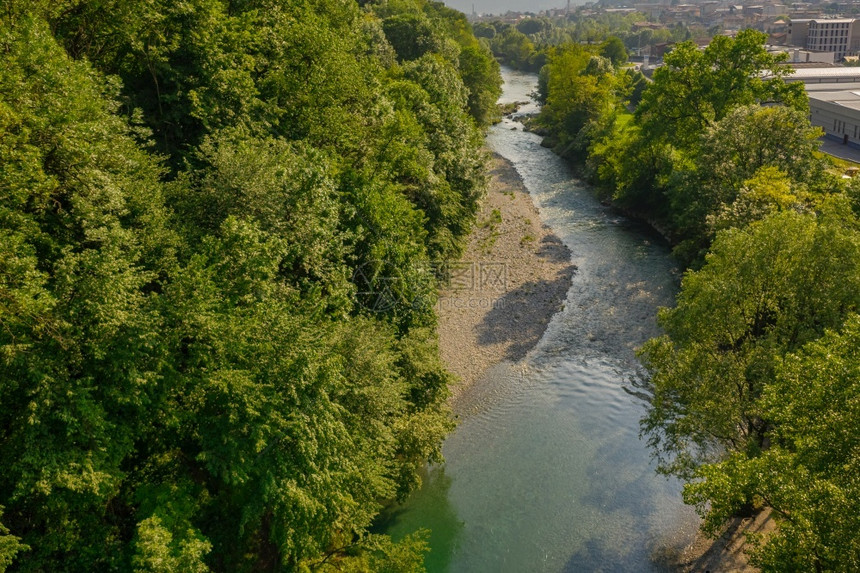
[379,68,699,572]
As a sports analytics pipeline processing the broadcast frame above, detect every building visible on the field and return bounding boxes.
[771,47,836,64]
[634,3,670,20]
[767,17,790,34]
[784,67,860,85]
[778,67,860,148]
[808,90,860,146]
[788,19,811,47]
[805,19,860,60]
[787,18,860,61]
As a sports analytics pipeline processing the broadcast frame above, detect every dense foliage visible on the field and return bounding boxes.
[538,29,823,263]
[0,1,501,570]
[641,205,860,475]
[685,312,860,570]
[535,27,860,570]
[479,11,709,72]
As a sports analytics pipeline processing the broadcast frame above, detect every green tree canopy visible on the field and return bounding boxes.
[684,314,860,571]
[490,28,537,70]
[636,29,807,150]
[539,43,627,159]
[516,18,549,36]
[666,104,830,259]
[0,0,500,569]
[599,36,628,66]
[640,204,860,479]
[383,12,448,62]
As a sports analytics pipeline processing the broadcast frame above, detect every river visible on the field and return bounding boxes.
[379,67,699,572]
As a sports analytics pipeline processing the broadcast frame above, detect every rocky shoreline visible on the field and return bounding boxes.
[666,509,774,572]
[436,152,575,400]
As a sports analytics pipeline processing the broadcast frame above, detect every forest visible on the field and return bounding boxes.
[474,11,712,73]
[519,24,860,572]
[5,0,860,568]
[0,0,501,571]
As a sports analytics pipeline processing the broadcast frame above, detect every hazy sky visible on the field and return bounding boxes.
[442,0,574,16]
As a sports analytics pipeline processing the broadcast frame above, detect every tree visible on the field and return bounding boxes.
[516,18,548,36]
[386,55,486,261]
[132,516,211,573]
[458,43,503,126]
[665,104,829,258]
[684,314,860,571]
[0,14,178,570]
[586,113,677,213]
[382,12,447,62]
[491,28,535,69]
[640,204,860,479]
[473,22,496,39]
[706,167,802,234]
[695,105,825,200]
[1,0,500,568]
[186,133,352,310]
[0,509,27,573]
[636,29,807,150]
[1,2,491,570]
[540,44,624,159]
[599,36,627,66]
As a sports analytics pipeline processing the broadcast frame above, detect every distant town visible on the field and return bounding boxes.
[471,0,860,156]
[471,0,860,61]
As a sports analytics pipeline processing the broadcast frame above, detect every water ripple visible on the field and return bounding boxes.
[381,67,698,573]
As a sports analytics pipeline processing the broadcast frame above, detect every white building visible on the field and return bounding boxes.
[781,68,860,146]
[808,90,860,145]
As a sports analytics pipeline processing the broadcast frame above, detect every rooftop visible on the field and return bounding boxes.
[781,67,860,82]
[804,82,860,91]
[809,90,860,111]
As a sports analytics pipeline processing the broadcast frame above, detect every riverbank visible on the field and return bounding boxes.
[437,152,575,401]
[662,509,774,572]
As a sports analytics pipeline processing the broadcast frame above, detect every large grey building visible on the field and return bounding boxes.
[788,19,811,47]
[788,18,860,60]
[808,91,860,146]
[781,68,860,147]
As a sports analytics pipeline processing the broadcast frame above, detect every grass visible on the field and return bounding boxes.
[478,208,502,253]
[817,150,860,182]
[479,208,502,228]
